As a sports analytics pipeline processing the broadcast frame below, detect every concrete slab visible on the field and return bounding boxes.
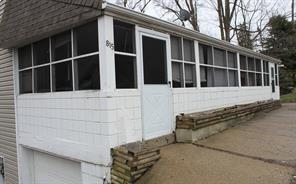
[197,103,296,162]
[137,144,294,184]
[136,103,296,184]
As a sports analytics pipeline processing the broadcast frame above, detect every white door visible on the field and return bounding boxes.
[140,30,173,140]
[34,151,82,184]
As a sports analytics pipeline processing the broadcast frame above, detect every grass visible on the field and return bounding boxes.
[281,89,296,103]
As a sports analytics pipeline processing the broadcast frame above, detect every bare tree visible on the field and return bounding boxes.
[115,0,152,13]
[155,0,200,31]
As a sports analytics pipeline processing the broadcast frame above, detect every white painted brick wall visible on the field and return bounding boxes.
[17,91,119,166]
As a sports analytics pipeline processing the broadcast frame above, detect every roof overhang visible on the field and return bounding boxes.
[0,0,106,48]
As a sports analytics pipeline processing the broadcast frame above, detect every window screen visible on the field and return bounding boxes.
[74,21,98,56]
[171,36,182,60]
[248,57,255,71]
[248,72,255,86]
[183,39,195,62]
[33,38,50,66]
[52,61,73,91]
[19,70,32,94]
[114,20,137,89]
[214,48,226,67]
[228,70,238,86]
[255,59,261,72]
[34,66,50,93]
[256,73,262,86]
[115,55,136,89]
[199,44,213,65]
[200,66,214,87]
[75,55,100,90]
[51,31,72,61]
[114,20,135,53]
[18,45,32,69]
[184,64,196,87]
[228,51,237,68]
[214,68,228,87]
[143,36,167,84]
[172,62,183,88]
[240,55,247,70]
[241,71,248,86]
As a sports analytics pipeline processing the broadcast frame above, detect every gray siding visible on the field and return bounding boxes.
[0,49,18,184]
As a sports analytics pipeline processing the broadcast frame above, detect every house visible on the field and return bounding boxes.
[0,0,280,184]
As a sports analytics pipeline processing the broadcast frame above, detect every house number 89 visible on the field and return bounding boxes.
[106,40,114,50]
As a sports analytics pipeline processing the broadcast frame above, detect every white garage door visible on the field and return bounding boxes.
[34,152,82,184]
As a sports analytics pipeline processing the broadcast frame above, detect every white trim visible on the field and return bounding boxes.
[114,51,136,57]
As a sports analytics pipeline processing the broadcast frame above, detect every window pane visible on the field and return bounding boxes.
[240,55,247,70]
[183,39,195,62]
[74,21,98,56]
[255,59,261,72]
[228,70,238,86]
[264,74,270,86]
[199,44,213,65]
[275,64,278,74]
[143,36,167,84]
[33,38,50,66]
[241,71,248,86]
[248,72,255,86]
[52,61,73,91]
[114,20,135,53]
[115,55,137,89]
[228,51,237,68]
[18,45,32,69]
[172,62,183,88]
[256,73,262,86]
[19,70,32,94]
[214,48,226,67]
[171,36,182,60]
[34,66,50,93]
[248,57,255,71]
[200,66,214,87]
[264,61,269,73]
[51,31,72,61]
[214,68,228,87]
[75,55,100,90]
[184,64,196,87]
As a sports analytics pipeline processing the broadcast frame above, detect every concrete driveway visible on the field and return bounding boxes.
[137,103,296,184]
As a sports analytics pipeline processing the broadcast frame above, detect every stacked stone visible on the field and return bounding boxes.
[176,100,281,130]
[111,144,161,184]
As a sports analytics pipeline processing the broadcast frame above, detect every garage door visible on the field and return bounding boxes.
[34,152,82,184]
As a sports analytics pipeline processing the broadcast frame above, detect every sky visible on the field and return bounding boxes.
[108,0,293,45]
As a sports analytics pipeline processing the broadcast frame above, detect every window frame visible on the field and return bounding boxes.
[239,55,263,87]
[113,19,137,89]
[18,19,100,94]
[199,43,239,88]
[171,35,196,88]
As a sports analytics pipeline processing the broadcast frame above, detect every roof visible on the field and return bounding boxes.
[0,0,105,48]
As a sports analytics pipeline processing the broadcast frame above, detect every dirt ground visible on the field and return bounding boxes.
[137,103,296,184]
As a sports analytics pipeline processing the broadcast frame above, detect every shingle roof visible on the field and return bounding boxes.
[0,0,105,48]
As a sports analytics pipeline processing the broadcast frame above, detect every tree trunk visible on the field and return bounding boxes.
[217,0,225,40]
[292,0,295,22]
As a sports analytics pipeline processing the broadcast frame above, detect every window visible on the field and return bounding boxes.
[171,36,196,88]
[114,20,137,89]
[51,31,72,61]
[240,55,262,87]
[18,20,100,94]
[263,60,270,86]
[74,21,98,56]
[74,55,100,90]
[199,44,238,87]
[275,64,278,86]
